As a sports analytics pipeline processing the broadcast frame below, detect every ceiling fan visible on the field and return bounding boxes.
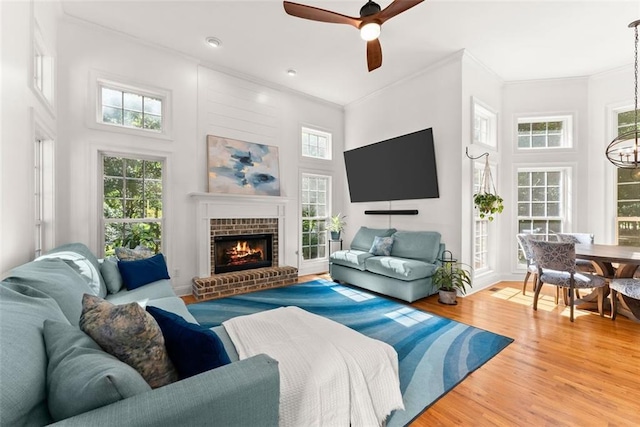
[283,0,424,72]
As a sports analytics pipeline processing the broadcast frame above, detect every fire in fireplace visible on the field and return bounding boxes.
[214,233,273,274]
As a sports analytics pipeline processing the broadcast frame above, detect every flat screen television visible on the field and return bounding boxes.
[343,128,439,202]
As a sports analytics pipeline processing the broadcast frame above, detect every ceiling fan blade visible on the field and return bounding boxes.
[367,39,382,72]
[283,1,361,28]
[377,0,424,24]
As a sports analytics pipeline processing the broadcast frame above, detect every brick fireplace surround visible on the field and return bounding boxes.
[189,193,298,301]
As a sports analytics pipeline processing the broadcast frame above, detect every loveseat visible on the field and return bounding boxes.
[329,227,445,302]
[0,243,279,426]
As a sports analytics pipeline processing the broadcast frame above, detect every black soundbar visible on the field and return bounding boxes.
[364,210,419,215]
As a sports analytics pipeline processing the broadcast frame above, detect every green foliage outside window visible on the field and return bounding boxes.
[103,156,163,256]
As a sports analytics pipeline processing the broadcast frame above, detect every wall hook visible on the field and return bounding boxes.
[465,147,489,160]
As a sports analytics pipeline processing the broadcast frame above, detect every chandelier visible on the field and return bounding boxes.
[606,20,640,169]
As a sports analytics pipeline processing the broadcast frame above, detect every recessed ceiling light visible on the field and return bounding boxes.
[287,69,297,76]
[206,37,221,48]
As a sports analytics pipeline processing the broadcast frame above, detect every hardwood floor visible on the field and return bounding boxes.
[186,275,640,426]
[301,275,640,426]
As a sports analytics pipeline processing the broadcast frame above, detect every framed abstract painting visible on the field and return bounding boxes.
[207,135,281,196]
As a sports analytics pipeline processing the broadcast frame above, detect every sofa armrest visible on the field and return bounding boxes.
[51,354,279,427]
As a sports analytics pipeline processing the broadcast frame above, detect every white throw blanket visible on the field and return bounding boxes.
[223,306,404,427]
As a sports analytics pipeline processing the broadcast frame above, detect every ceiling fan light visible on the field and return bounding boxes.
[360,22,380,41]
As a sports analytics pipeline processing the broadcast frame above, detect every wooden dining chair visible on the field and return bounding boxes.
[609,278,640,321]
[528,240,606,322]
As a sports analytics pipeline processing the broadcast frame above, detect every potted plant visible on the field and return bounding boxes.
[432,262,472,305]
[327,213,347,240]
[473,192,504,221]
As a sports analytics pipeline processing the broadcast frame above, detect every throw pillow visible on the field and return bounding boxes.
[369,236,394,256]
[115,246,154,261]
[118,253,171,290]
[100,256,124,294]
[79,294,178,388]
[43,320,151,421]
[146,306,231,379]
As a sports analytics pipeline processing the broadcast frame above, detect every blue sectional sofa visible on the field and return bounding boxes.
[329,227,445,302]
[0,243,279,426]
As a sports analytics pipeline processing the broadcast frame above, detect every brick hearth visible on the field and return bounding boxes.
[192,266,298,300]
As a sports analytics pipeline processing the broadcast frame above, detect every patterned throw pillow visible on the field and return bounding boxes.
[79,294,178,388]
[115,246,154,261]
[369,236,395,256]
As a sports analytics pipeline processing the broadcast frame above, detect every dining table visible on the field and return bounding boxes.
[575,243,640,321]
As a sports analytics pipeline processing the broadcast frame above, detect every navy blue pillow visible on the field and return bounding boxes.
[117,253,170,290]
[146,306,231,379]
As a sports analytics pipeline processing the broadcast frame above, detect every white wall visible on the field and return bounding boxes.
[460,52,503,290]
[343,52,463,258]
[1,0,61,276]
[501,77,590,280]
[56,17,343,293]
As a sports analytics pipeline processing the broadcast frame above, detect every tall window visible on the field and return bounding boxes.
[32,21,54,109]
[34,140,44,257]
[473,162,490,271]
[301,174,330,261]
[102,155,163,256]
[99,85,163,132]
[472,99,497,149]
[615,108,640,246]
[517,116,572,149]
[301,127,331,160]
[517,169,567,244]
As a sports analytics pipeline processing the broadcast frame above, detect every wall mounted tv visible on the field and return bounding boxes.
[344,127,439,203]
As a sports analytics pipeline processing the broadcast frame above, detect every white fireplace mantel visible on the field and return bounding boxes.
[189,192,291,277]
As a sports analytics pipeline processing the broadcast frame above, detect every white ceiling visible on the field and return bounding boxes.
[61,0,640,105]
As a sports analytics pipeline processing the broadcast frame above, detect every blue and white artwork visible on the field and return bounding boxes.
[207,135,281,196]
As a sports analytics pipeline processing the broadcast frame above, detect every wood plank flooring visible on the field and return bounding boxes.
[186,275,640,426]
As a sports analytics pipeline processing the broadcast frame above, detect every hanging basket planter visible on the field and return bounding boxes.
[473,157,504,221]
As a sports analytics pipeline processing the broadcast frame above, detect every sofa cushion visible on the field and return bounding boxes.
[79,294,178,388]
[350,227,397,251]
[118,253,170,290]
[369,236,394,256]
[330,249,373,271]
[390,231,442,263]
[0,282,69,426]
[147,306,231,379]
[365,256,438,281]
[4,258,93,326]
[105,279,176,305]
[100,256,124,294]
[38,242,107,297]
[43,320,151,421]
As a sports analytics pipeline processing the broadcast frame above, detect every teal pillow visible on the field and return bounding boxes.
[100,257,123,294]
[79,294,178,388]
[38,243,107,297]
[350,227,397,251]
[4,259,93,326]
[118,253,170,290]
[43,320,151,421]
[369,236,394,256]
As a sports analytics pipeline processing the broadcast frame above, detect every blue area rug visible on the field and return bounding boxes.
[188,279,513,426]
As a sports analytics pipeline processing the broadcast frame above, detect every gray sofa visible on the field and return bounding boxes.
[0,243,279,426]
[329,227,445,302]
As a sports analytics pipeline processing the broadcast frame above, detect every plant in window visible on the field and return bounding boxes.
[473,157,504,221]
[327,213,346,240]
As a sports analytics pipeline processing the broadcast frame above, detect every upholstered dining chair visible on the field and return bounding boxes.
[516,234,538,295]
[528,239,607,322]
[609,278,640,321]
[555,233,596,274]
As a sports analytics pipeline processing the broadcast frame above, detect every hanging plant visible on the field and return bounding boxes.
[473,156,504,221]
